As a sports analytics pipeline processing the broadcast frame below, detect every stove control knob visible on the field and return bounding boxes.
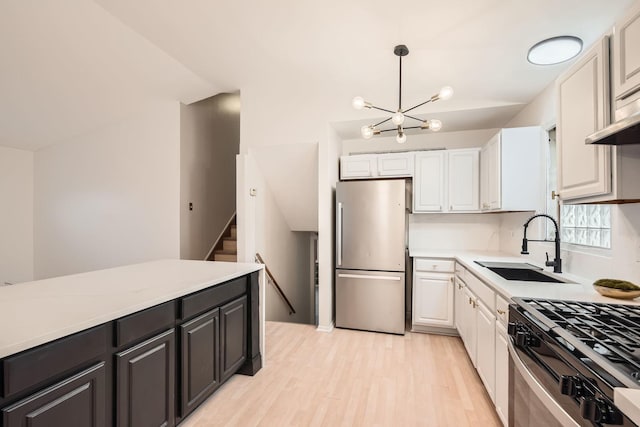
[514,330,541,348]
[559,375,583,397]
[507,322,518,335]
[580,397,623,425]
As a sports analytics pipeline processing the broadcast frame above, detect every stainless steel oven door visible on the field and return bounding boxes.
[508,339,580,427]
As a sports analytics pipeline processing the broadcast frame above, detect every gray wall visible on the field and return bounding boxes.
[180,93,240,260]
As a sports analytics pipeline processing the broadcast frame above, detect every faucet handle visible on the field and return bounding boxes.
[545,252,554,267]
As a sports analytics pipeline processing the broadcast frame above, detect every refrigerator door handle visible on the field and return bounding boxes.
[337,202,343,266]
[337,273,401,281]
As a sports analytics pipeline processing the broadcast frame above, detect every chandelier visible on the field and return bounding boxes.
[352,44,453,144]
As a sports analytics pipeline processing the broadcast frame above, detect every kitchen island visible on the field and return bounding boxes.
[0,259,264,427]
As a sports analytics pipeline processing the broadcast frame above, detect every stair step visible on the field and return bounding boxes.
[223,238,237,251]
[230,225,237,238]
[214,252,237,262]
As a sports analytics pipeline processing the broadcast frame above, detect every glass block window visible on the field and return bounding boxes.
[560,204,611,249]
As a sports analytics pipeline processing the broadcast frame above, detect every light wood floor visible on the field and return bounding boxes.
[181,321,502,427]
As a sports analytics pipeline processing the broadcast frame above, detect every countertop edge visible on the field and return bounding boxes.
[614,388,640,425]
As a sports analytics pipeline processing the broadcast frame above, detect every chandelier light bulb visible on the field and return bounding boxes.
[429,119,443,132]
[352,96,366,110]
[361,125,374,139]
[392,111,405,126]
[438,86,454,101]
[396,132,407,144]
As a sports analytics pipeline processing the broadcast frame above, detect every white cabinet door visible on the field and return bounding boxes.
[454,277,466,332]
[413,272,454,327]
[340,154,377,180]
[462,286,477,367]
[486,134,501,210]
[613,1,640,103]
[377,152,414,177]
[481,132,501,210]
[480,144,490,210]
[557,36,612,201]
[477,300,496,402]
[414,151,445,212]
[495,322,509,427]
[448,149,480,212]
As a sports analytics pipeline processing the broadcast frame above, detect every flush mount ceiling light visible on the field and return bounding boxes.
[527,36,583,65]
[353,44,453,144]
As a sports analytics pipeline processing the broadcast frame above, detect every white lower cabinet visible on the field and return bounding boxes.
[495,321,509,426]
[412,258,455,333]
[413,272,454,328]
[461,286,478,366]
[454,265,508,426]
[476,300,496,402]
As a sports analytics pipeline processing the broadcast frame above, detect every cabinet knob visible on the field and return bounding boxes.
[497,309,506,315]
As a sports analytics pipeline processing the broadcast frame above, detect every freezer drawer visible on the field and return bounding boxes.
[335,270,405,335]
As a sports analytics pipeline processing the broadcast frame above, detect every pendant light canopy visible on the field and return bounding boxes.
[353,45,453,143]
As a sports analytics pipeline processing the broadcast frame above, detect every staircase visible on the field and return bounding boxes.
[207,218,238,262]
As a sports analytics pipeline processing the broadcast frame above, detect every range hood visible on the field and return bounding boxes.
[586,98,640,145]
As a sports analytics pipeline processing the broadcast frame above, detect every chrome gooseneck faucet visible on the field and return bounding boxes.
[521,214,562,273]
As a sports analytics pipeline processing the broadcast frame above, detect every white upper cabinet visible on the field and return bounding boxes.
[414,149,480,213]
[340,152,413,180]
[613,1,640,106]
[414,151,446,212]
[480,127,542,212]
[448,149,480,212]
[557,36,612,201]
[340,154,378,180]
[377,152,414,177]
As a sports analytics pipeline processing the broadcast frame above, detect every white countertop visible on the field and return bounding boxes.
[410,249,640,417]
[0,259,263,359]
[615,389,640,425]
[410,249,640,305]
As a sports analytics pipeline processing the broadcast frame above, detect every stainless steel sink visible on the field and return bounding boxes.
[475,261,573,283]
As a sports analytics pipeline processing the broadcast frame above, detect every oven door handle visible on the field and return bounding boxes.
[508,339,580,427]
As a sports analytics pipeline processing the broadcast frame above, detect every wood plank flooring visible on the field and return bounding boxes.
[181,321,502,427]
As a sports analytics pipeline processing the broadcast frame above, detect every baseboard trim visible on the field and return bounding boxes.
[316,321,334,333]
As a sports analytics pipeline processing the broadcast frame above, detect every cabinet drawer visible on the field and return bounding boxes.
[414,258,455,273]
[2,325,108,398]
[465,272,495,312]
[496,295,510,327]
[114,301,176,348]
[180,277,247,321]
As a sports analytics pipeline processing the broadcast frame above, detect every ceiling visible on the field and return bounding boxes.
[0,0,637,151]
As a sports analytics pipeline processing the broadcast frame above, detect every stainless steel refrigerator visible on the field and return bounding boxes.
[335,179,406,335]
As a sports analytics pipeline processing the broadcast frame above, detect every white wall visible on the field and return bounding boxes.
[180,93,240,260]
[409,214,501,252]
[342,128,500,155]
[34,101,181,279]
[0,146,34,284]
[236,151,313,324]
[316,126,342,330]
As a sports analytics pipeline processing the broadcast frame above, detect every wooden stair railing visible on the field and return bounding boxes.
[255,253,296,315]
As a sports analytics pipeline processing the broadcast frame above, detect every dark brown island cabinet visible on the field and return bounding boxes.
[0,271,261,427]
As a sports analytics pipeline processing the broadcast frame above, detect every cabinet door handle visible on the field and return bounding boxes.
[497,309,506,315]
[458,283,463,290]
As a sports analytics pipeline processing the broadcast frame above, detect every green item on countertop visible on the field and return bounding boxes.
[593,278,640,291]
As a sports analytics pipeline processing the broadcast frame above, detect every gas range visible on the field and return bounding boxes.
[509,298,640,426]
